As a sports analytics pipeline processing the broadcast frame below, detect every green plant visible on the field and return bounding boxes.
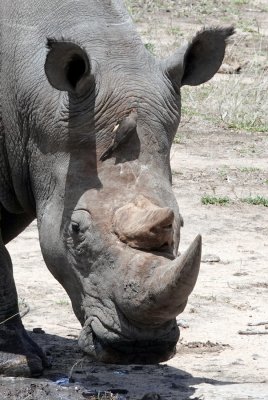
[232,0,249,5]
[239,167,261,173]
[173,133,183,144]
[171,169,183,176]
[241,196,268,207]
[201,195,231,205]
[144,42,156,54]
[169,27,182,37]
[56,299,70,306]
[218,165,230,179]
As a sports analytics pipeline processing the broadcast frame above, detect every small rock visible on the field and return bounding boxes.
[171,382,188,391]
[82,391,98,398]
[32,327,45,334]
[202,254,221,263]
[233,272,248,276]
[109,388,128,395]
[176,319,189,328]
[113,369,129,375]
[141,394,162,400]
[218,62,242,74]
[55,377,70,386]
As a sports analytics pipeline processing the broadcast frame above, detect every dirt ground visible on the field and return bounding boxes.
[1,1,268,399]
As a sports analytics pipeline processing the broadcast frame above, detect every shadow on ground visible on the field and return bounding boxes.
[0,332,238,400]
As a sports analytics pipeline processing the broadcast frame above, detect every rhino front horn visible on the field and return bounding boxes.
[147,234,202,322]
[117,235,201,325]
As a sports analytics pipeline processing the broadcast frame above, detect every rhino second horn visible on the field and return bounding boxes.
[147,234,202,322]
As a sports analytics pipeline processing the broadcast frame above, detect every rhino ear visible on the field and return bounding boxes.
[45,39,91,94]
[165,27,234,88]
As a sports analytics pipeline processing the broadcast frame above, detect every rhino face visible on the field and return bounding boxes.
[37,25,233,363]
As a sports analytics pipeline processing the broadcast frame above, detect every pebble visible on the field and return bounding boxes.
[113,369,129,375]
[176,319,189,328]
[201,254,221,263]
[141,394,162,400]
[32,327,45,334]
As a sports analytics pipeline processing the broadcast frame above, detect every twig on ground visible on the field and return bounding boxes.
[0,302,30,325]
[248,321,268,327]
[68,356,88,381]
[238,330,268,335]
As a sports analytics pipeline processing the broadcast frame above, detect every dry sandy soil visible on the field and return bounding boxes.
[1,1,268,399]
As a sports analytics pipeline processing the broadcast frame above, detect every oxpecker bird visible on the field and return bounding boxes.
[100,109,138,161]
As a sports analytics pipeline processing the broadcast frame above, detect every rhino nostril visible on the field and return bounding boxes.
[154,241,174,256]
[150,223,173,234]
[164,224,173,230]
[160,242,169,248]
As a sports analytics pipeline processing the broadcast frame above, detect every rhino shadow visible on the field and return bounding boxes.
[61,93,141,221]
[29,331,237,400]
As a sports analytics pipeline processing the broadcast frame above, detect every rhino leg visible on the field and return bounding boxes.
[1,208,34,245]
[0,222,48,377]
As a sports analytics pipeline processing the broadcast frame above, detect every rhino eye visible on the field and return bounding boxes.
[71,222,80,233]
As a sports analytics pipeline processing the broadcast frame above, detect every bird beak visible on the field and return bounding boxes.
[112,124,120,133]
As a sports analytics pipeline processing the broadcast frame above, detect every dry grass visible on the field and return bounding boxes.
[181,68,268,133]
[126,0,268,135]
[180,23,268,133]
[126,0,268,19]
[180,36,268,133]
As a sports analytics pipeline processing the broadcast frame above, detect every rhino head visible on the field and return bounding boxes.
[36,15,233,363]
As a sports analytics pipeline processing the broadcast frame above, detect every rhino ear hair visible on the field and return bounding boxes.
[45,38,91,94]
[165,26,235,88]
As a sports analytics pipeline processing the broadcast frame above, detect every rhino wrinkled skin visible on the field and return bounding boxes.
[0,0,233,376]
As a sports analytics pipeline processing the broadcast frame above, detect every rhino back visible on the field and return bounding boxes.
[1,0,140,64]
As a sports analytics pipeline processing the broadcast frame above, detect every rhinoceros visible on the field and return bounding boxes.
[0,0,233,377]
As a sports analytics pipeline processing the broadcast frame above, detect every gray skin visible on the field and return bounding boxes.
[0,0,234,377]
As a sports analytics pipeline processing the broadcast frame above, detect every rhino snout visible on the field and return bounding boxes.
[113,195,175,254]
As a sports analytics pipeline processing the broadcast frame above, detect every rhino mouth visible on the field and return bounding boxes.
[79,318,179,364]
[91,332,178,364]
